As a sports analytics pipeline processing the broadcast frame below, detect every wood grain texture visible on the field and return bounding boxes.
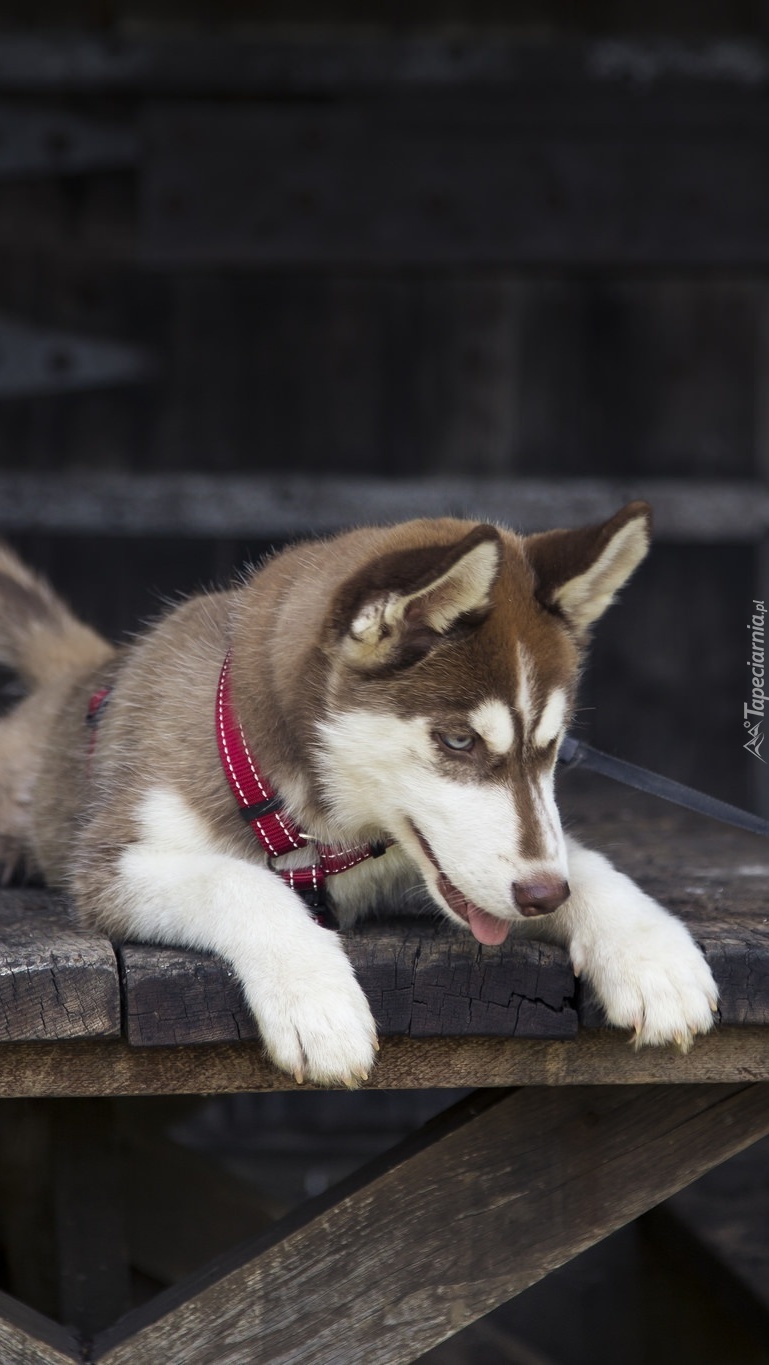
[0,890,120,1042]
[90,1083,769,1364]
[4,1029,769,1098]
[0,35,767,97]
[120,924,577,1047]
[120,784,769,1047]
[0,474,764,538]
[0,1292,79,1364]
[0,778,766,1060]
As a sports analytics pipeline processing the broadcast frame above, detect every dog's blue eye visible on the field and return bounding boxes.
[438,731,476,753]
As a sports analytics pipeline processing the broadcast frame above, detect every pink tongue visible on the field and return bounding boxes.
[466,904,511,946]
[435,869,511,946]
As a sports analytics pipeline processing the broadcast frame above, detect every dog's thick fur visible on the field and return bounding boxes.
[0,505,717,1083]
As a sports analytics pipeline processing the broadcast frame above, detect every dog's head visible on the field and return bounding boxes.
[316,503,651,942]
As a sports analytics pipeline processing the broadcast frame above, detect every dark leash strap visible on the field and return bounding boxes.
[558,735,769,840]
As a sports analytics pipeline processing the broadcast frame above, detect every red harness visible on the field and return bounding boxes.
[86,653,390,910]
[215,650,390,903]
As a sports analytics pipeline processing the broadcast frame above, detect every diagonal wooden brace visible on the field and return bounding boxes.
[89,1082,769,1365]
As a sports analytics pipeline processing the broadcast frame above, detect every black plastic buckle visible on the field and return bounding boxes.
[240,795,283,821]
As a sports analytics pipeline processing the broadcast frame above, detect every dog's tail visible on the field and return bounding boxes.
[0,542,113,689]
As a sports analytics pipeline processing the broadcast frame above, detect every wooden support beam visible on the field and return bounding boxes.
[0,35,765,97]
[3,1027,769,1099]
[0,475,765,541]
[0,1294,80,1365]
[90,1084,769,1364]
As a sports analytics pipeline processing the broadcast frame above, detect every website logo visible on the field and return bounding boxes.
[745,599,766,763]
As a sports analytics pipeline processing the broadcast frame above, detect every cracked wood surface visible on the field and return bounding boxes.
[119,776,769,1047]
[0,890,120,1042]
[119,927,577,1047]
[0,777,766,1051]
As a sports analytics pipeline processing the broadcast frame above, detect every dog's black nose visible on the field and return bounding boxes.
[513,878,570,917]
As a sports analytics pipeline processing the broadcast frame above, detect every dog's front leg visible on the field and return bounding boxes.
[539,835,719,1050]
[101,793,378,1085]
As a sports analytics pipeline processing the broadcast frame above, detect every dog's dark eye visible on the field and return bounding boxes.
[437,730,476,754]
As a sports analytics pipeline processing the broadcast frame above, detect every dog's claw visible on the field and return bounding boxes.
[673,1031,693,1055]
[293,1068,304,1085]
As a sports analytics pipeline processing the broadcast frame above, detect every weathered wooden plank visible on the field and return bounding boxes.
[0,890,120,1042]
[90,1084,769,1364]
[0,474,765,539]
[119,805,769,1045]
[354,924,576,1040]
[120,926,577,1048]
[3,36,769,96]
[141,96,769,268]
[119,945,257,1048]
[0,1291,80,1365]
[1,36,767,96]
[3,1028,769,1098]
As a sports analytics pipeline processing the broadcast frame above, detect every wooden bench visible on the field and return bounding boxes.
[1,772,768,1363]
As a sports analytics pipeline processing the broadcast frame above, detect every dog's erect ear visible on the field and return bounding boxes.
[524,501,651,640]
[332,525,502,669]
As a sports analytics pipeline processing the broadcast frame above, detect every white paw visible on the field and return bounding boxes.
[573,903,718,1052]
[245,933,378,1086]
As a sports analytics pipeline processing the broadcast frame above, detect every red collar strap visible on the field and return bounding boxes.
[85,685,112,775]
[215,651,391,902]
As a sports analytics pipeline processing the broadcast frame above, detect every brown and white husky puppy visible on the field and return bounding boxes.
[0,502,717,1083]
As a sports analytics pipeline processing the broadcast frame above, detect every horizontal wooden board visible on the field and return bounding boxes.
[120,925,577,1047]
[5,1028,769,1097]
[0,890,120,1042]
[0,36,766,96]
[0,780,766,1059]
[0,474,765,540]
[141,95,769,267]
[119,776,769,1046]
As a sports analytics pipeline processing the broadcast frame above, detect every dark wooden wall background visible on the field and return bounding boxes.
[1,10,769,1365]
[0,1,766,816]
